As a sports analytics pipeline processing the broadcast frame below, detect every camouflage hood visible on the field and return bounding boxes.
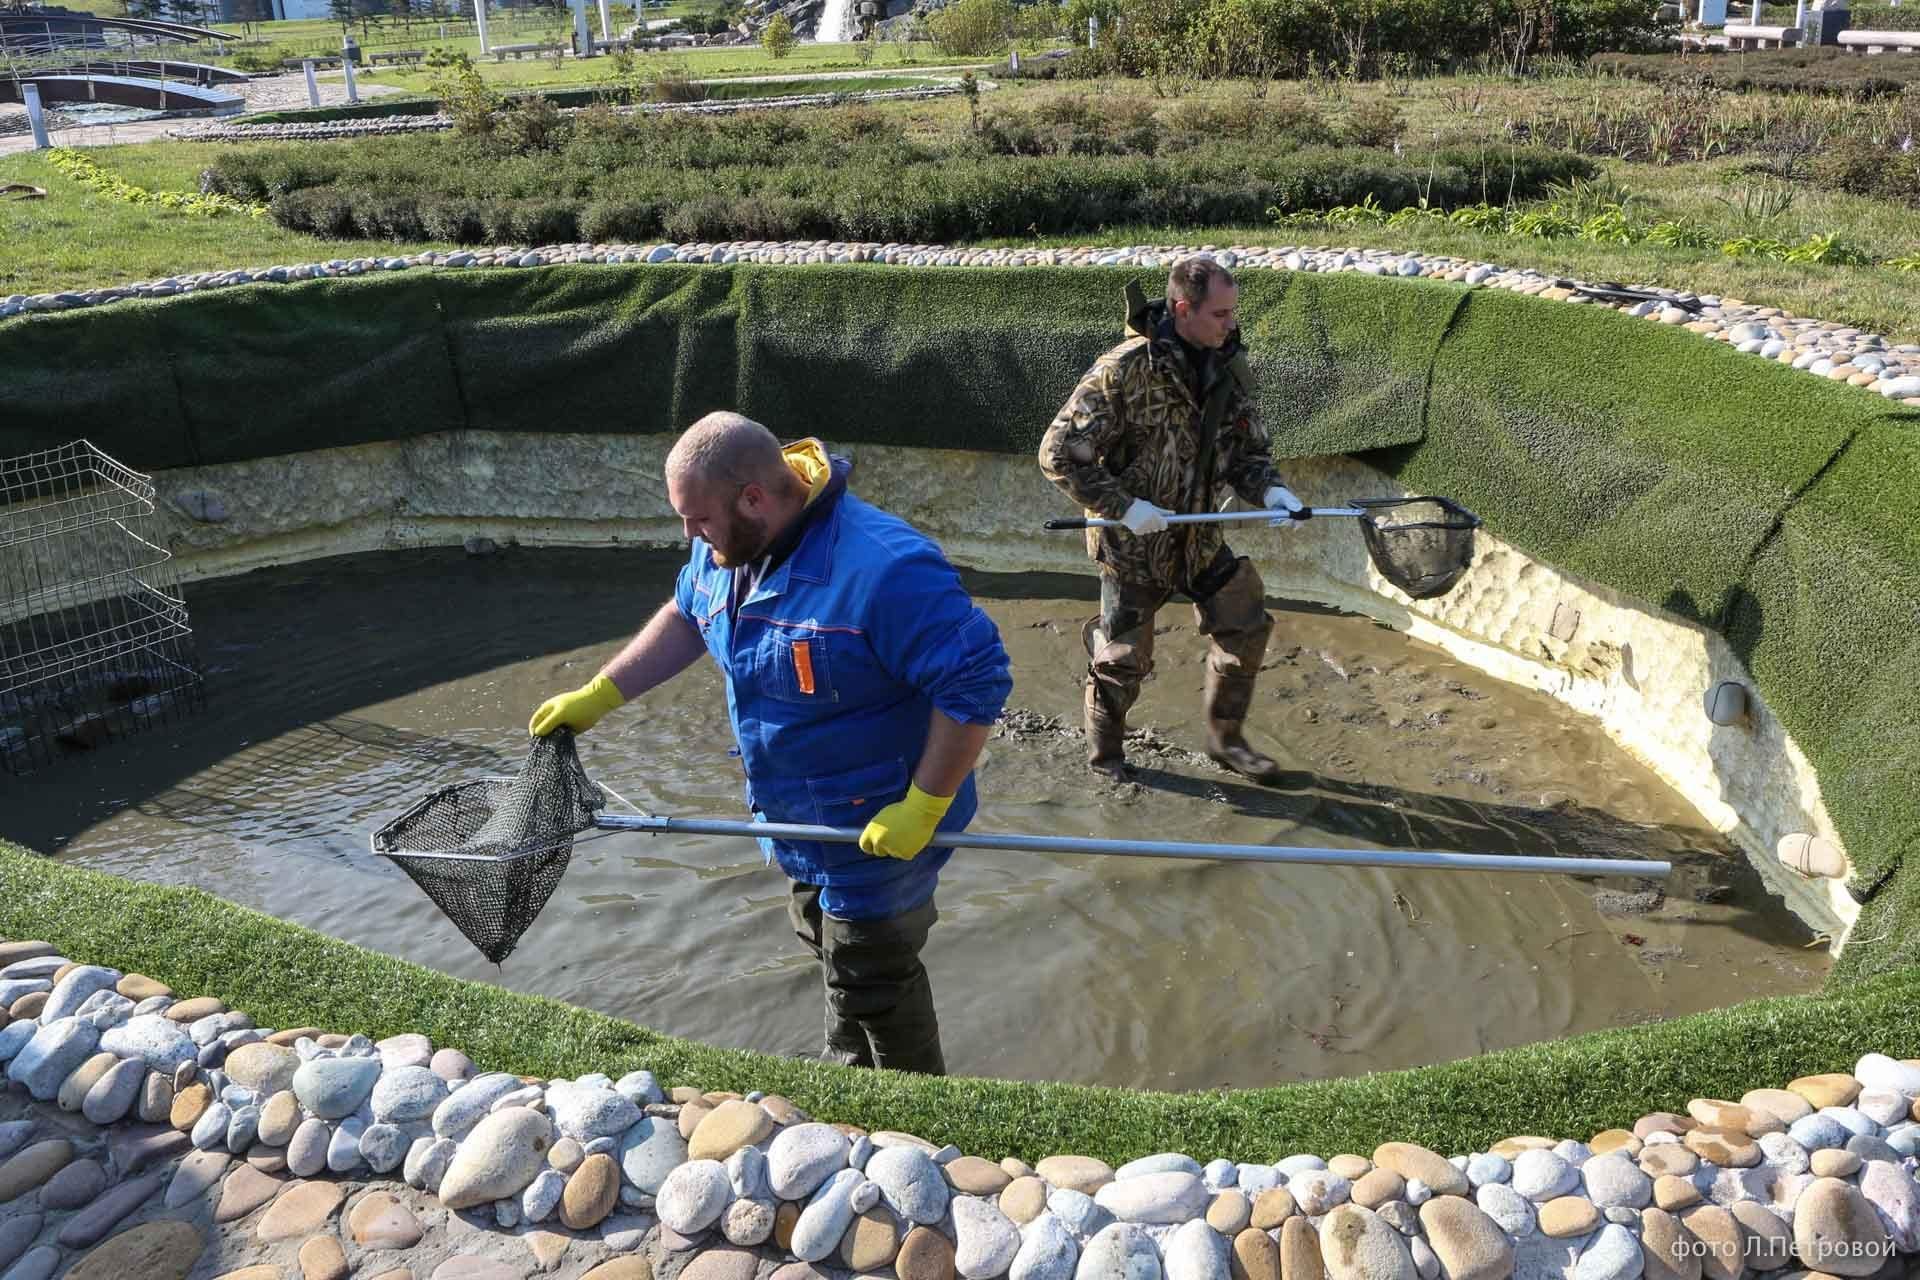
[1121,279,1254,400]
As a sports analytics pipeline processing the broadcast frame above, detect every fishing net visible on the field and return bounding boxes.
[1354,496,1482,601]
[371,729,606,964]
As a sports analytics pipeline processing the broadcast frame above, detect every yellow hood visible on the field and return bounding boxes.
[783,437,833,506]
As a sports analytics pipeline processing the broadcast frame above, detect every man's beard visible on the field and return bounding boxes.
[708,514,771,568]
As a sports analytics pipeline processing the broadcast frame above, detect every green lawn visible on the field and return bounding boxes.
[346,41,972,93]
[0,146,454,299]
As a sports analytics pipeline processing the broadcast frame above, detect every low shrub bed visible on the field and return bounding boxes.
[201,104,1591,246]
[1591,47,1920,96]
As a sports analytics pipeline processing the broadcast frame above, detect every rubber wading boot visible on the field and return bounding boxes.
[1082,619,1130,777]
[1203,667,1285,784]
[1085,683,1130,778]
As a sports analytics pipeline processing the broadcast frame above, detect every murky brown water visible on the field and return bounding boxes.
[3,547,1828,1090]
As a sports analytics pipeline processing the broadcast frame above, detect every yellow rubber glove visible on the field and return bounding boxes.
[858,783,954,860]
[528,674,626,737]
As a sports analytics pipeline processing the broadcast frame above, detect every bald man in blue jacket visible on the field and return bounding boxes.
[531,411,1013,1075]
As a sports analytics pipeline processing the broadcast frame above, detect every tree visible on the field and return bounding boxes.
[351,0,385,41]
[926,0,1011,56]
[761,11,794,55]
[233,0,261,38]
[1305,0,1384,75]
[329,0,354,35]
[427,48,500,131]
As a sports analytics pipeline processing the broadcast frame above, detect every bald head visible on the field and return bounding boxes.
[666,412,800,495]
[664,411,809,567]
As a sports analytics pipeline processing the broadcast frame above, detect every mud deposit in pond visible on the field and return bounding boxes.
[5,547,1828,1089]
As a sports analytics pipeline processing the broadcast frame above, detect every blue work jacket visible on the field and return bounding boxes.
[673,469,1012,920]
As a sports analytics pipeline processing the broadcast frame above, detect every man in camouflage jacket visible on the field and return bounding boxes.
[1039,257,1303,782]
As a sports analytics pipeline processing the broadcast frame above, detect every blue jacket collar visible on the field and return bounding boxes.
[735,452,852,608]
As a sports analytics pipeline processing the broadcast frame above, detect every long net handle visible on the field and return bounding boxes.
[1045,507,1366,531]
[591,814,1671,879]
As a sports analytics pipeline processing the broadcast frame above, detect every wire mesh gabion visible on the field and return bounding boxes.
[0,439,205,775]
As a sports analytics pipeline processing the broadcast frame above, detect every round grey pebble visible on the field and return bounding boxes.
[768,1122,850,1200]
[1512,1149,1579,1201]
[868,1144,949,1224]
[658,1157,732,1235]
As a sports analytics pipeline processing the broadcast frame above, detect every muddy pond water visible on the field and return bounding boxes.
[5,547,1828,1090]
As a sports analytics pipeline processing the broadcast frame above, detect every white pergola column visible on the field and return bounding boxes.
[22,84,50,150]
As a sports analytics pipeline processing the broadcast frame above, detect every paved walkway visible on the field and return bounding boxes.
[0,72,406,157]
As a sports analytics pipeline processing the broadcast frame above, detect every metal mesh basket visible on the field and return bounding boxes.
[1354,497,1482,601]
[1,439,204,775]
[371,729,606,964]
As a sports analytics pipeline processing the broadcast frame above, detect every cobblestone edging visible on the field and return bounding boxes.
[2,940,1918,1280]
[164,85,966,143]
[4,242,1918,408]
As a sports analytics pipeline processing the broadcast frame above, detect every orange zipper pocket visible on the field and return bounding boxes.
[791,639,816,695]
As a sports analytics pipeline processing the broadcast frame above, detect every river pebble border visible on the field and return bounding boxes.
[163,84,965,144]
[1,940,1917,1280]
[4,239,1918,408]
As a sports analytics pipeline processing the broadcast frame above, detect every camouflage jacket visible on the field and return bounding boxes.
[1039,286,1281,590]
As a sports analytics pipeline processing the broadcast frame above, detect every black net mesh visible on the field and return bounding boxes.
[1355,497,1482,601]
[371,729,605,964]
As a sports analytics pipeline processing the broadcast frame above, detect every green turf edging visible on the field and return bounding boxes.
[2,263,1916,989]
[4,838,1918,1161]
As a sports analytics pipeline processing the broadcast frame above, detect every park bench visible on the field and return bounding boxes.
[1724,23,1801,47]
[491,42,565,61]
[369,49,426,67]
[1837,29,1920,52]
[280,54,343,70]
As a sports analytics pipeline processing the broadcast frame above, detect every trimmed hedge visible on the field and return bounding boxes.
[3,839,1918,1160]
[205,123,1591,246]
[1591,48,1920,97]
[244,95,447,125]
[1,265,1916,988]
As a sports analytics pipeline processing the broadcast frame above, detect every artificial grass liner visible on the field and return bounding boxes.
[1240,272,1464,458]
[726,267,1116,451]
[0,265,1439,470]
[172,276,468,462]
[1404,287,1897,623]
[0,295,203,467]
[1734,422,1920,983]
[3,837,1917,1161]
